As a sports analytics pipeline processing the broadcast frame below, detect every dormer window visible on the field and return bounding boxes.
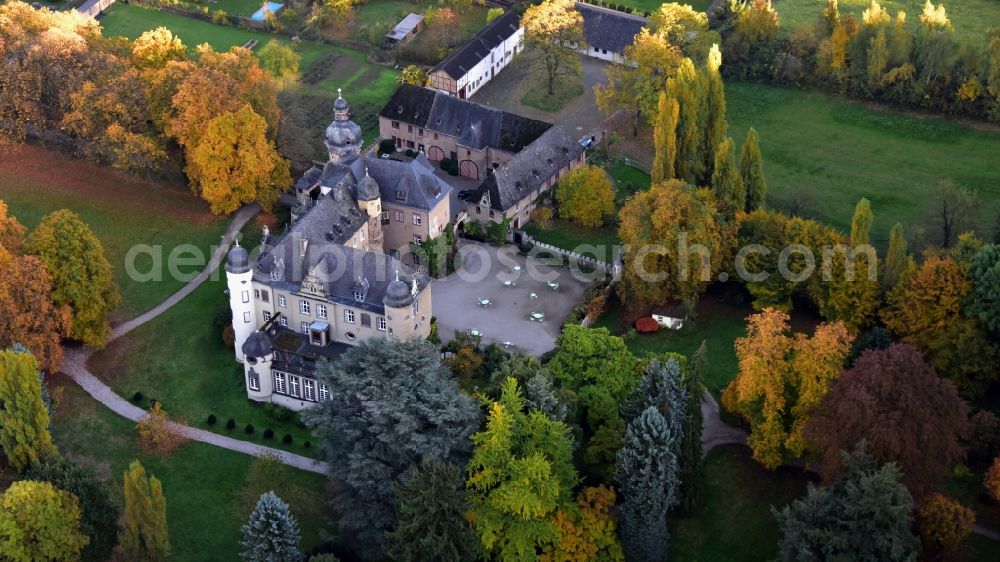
[395,190,406,201]
[354,290,364,301]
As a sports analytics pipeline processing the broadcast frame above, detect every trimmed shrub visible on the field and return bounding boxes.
[405,148,416,158]
[304,441,311,449]
[379,139,396,155]
[263,428,275,439]
[226,418,236,430]
[263,403,295,423]
[132,391,144,402]
[245,424,255,435]
[282,434,293,444]
[207,414,218,425]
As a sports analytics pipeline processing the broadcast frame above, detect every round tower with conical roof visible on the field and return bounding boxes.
[226,241,256,363]
[357,166,383,253]
[324,89,363,164]
[383,271,419,339]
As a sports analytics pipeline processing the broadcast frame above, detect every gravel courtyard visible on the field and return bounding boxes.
[432,241,599,355]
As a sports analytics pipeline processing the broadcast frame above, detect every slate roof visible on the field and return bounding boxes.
[431,10,520,80]
[576,2,646,54]
[476,125,585,212]
[386,13,423,41]
[380,85,552,152]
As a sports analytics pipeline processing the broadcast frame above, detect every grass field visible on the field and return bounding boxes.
[0,145,227,321]
[670,444,815,561]
[521,80,585,113]
[616,0,713,15]
[49,376,329,562]
[774,0,1000,45]
[725,81,1000,248]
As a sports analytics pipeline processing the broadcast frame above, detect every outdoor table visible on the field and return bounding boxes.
[502,280,515,287]
[469,329,481,337]
[547,281,560,291]
[530,312,545,321]
[529,292,538,299]
[477,298,491,307]
[512,265,522,272]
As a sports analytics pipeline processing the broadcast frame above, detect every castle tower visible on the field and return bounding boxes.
[324,89,363,164]
[356,166,383,254]
[242,330,275,403]
[382,272,416,339]
[226,241,256,363]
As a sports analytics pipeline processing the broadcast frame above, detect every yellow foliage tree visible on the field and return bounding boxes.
[119,460,170,562]
[0,480,89,561]
[556,165,615,228]
[522,0,584,96]
[917,493,974,554]
[986,456,1000,502]
[186,104,290,214]
[540,485,624,562]
[136,401,186,455]
[131,27,187,70]
[723,309,853,468]
[0,348,59,472]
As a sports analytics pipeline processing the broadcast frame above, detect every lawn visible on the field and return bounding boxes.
[521,80,585,113]
[670,444,816,562]
[0,144,228,321]
[49,376,329,562]
[88,261,320,459]
[353,0,415,29]
[99,3,334,68]
[725,81,1000,249]
[615,0,713,15]
[773,0,1000,45]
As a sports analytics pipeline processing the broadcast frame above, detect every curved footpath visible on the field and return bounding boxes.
[59,204,330,476]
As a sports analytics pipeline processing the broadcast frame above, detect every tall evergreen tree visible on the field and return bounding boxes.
[773,445,919,562]
[388,457,478,562]
[240,492,303,562]
[0,346,58,472]
[616,407,679,562]
[119,460,169,562]
[669,59,704,186]
[739,127,767,211]
[624,359,688,440]
[851,197,874,246]
[679,342,706,512]
[883,223,910,290]
[524,372,568,422]
[702,45,727,185]
[966,243,1000,339]
[651,91,679,184]
[302,338,479,557]
[711,137,743,219]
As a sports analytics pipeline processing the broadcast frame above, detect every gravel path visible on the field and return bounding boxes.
[58,204,331,476]
[700,390,747,456]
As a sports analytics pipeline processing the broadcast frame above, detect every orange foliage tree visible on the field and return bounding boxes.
[986,456,1000,503]
[540,485,624,562]
[0,244,71,372]
[917,494,975,555]
[136,402,187,455]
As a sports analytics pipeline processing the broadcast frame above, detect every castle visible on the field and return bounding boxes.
[225,91,441,411]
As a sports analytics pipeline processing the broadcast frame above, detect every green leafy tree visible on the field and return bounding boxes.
[388,457,478,562]
[967,243,1000,338]
[240,491,303,562]
[883,223,910,290]
[739,127,767,212]
[850,197,873,246]
[556,164,615,228]
[679,342,706,511]
[702,45,727,185]
[398,65,428,86]
[486,7,504,24]
[595,29,681,136]
[256,41,300,88]
[0,480,89,561]
[27,458,120,562]
[302,338,479,556]
[467,378,579,561]
[27,209,119,348]
[773,445,919,562]
[651,91,679,184]
[668,58,707,185]
[616,407,678,562]
[119,460,169,562]
[0,347,58,472]
[711,136,743,219]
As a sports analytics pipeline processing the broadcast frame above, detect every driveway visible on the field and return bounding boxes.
[432,241,597,355]
[471,56,610,137]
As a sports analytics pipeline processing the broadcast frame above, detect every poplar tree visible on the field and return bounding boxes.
[702,45,727,185]
[651,91,679,184]
[616,407,678,562]
[669,59,704,186]
[680,342,706,511]
[712,137,743,219]
[740,127,767,211]
[119,461,169,562]
[0,346,58,472]
[883,223,909,290]
[240,492,304,562]
[851,197,874,246]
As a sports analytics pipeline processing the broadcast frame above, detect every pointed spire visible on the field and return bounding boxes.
[337,87,343,100]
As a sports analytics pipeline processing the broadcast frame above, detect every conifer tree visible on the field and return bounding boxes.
[851,197,874,246]
[651,91,679,184]
[616,407,679,562]
[624,359,688,440]
[524,372,568,422]
[240,491,303,562]
[119,460,169,562]
[0,346,58,472]
[712,137,743,218]
[702,45,727,185]
[680,342,706,511]
[883,223,909,290]
[740,128,767,211]
[388,458,478,562]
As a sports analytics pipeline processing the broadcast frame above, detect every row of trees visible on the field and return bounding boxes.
[0,2,291,213]
[715,0,1000,121]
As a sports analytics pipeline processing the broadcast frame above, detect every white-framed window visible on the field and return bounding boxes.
[412,234,422,244]
[289,375,301,398]
[263,311,272,322]
[278,295,286,307]
[248,371,260,391]
[301,321,309,335]
[412,213,422,226]
[304,379,316,401]
[376,316,387,331]
[243,311,251,323]
[299,300,310,315]
[279,316,288,327]
[241,290,250,303]
[274,372,287,394]
[395,210,404,222]
[354,290,364,301]
[319,383,330,402]
[344,309,355,323]
[317,304,327,318]
[254,289,261,300]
